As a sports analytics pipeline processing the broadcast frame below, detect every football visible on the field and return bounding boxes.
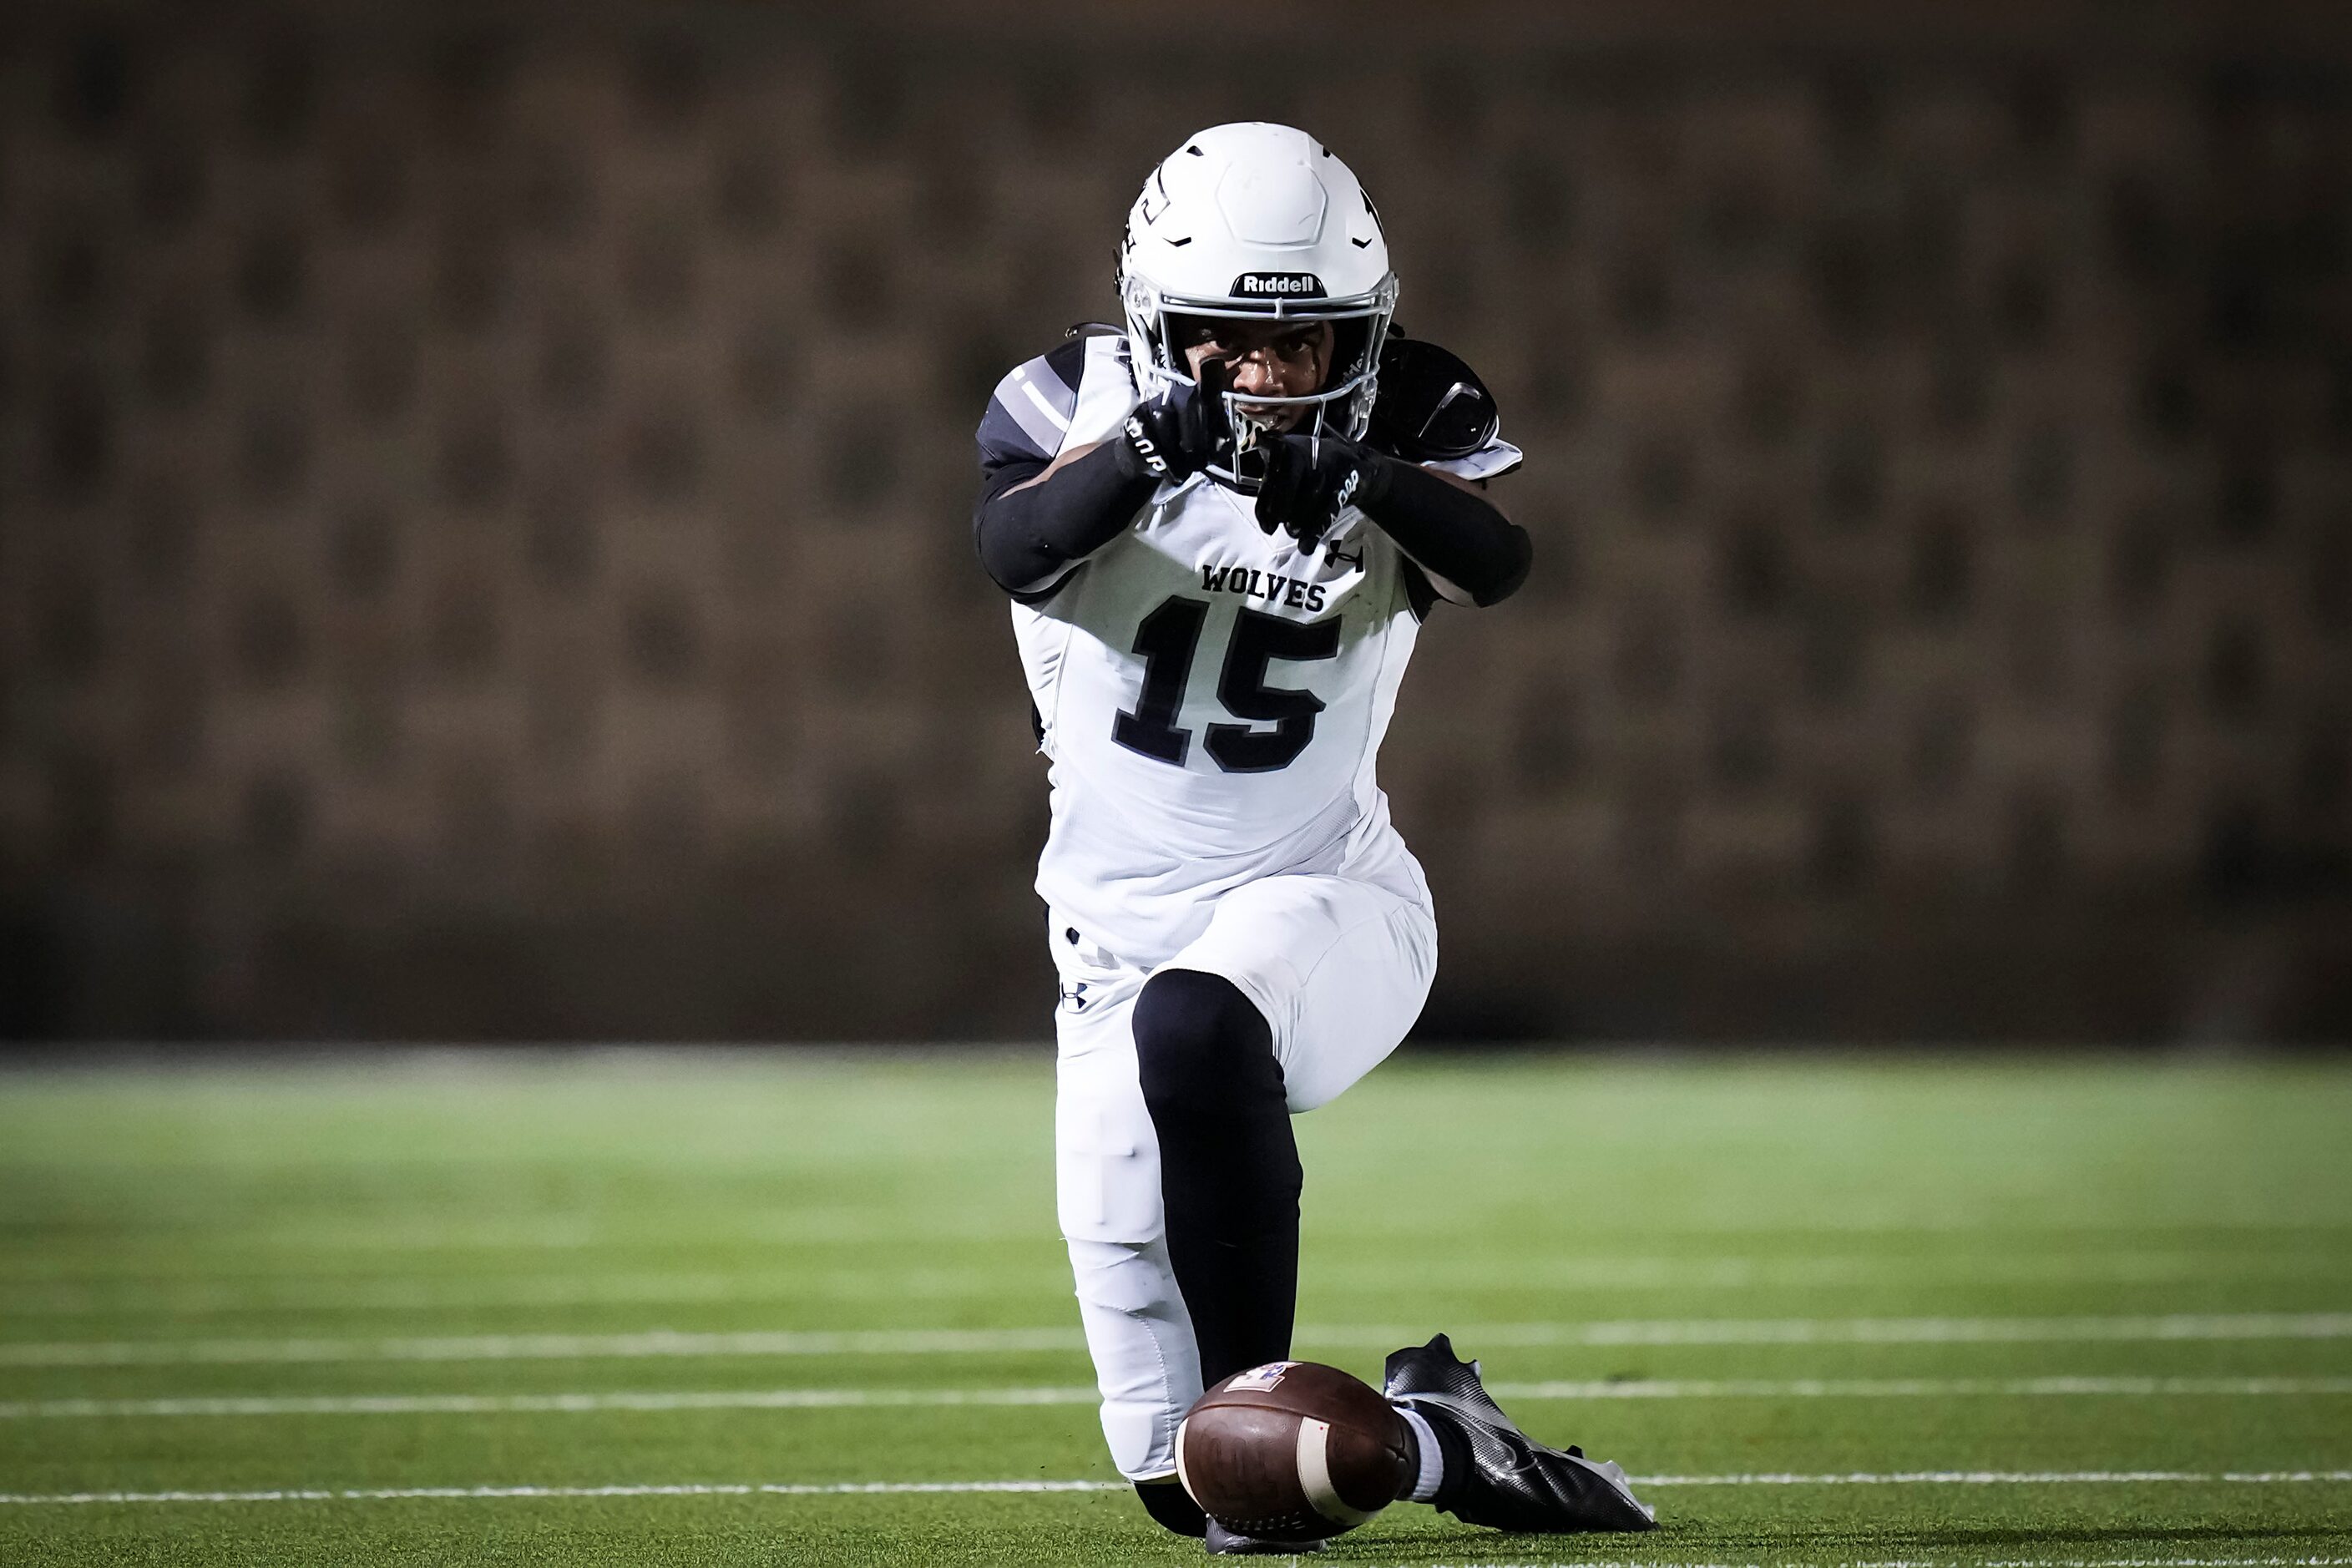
[1175,1360,1412,1541]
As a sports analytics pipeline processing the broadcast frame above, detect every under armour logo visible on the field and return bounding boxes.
[1060,980,1090,1011]
[1324,542,1363,568]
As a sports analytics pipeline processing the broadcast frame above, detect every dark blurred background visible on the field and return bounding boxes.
[2,3,2347,1045]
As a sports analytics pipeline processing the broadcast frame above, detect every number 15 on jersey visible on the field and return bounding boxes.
[1112,596,1343,775]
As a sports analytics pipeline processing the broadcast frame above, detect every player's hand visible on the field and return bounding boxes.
[1253,431,1393,549]
[1117,359,1232,482]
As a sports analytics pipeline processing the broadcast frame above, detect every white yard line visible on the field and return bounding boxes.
[1634,1472,2352,1485]
[1310,1253,2352,1290]
[0,1479,1126,1505]
[3,1472,2349,1507]
[5,1216,2344,1287]
[1496,1377,2352,1400]
[8,1252,2342,1316]
[0,1326,1086,1367]
[0,1387,1101,1418]
[7,1377,2350,1421]
[1426,1315,2352,1349]
[0,1270,1000,1317]
[1413,1560,2352,1568]
[5,1313,2348,1367]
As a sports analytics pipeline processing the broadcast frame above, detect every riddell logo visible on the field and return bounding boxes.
[1231,272,1327,298]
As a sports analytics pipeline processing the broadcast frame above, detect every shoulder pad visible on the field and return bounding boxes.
[1368,336,1500,463]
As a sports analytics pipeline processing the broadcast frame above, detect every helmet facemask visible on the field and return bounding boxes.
[1121,279,1397,495]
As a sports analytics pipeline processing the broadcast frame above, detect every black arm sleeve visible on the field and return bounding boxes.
[1361,460,1533,609]
[972,440,1160,599]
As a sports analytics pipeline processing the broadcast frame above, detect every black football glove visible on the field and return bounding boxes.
[1115,358,1232,483]
[1252,430,1393,550]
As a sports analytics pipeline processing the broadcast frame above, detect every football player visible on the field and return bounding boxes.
[972,123,1656,1552]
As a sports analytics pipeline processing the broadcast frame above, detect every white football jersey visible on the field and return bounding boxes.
[978,332,1522,964]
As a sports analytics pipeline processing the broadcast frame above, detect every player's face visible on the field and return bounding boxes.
[1179,320,1336,434]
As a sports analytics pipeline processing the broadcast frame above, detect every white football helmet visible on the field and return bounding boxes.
[1116,122,1399,488]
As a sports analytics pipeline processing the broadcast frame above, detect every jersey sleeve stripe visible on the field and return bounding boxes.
[1015,370,1075,433]
[992,373,1070,457]
[979,342,1089,467]
[977,395,1054,468]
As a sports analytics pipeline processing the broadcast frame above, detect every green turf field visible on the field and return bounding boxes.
[1,1050,2347,1566]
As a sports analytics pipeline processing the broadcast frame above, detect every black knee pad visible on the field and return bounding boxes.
[1131,968,1281,1126]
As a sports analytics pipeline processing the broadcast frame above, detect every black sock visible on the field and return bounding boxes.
[1393,1411,1421,1500]
[1389,1401,1473,1507]
[1424,1409,1472,1511]
[1136,1478,1208,1537]
[1131,968,1301,1388]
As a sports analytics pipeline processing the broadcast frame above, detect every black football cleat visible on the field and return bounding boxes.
[1383,1333,1657,1534]
[1206,1520,1325,1555]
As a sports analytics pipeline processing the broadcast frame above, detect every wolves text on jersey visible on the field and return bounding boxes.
[1196,562,1332,614]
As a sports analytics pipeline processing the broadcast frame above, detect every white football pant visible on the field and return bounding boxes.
[1049,865,1438,1480]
